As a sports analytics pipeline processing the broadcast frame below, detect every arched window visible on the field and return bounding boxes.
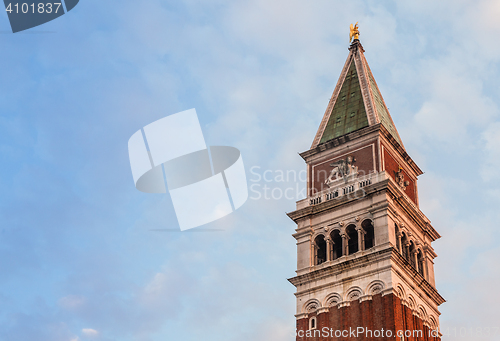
[417,250,425,278]
[331,230,342,260]
[362,220,375,250]
[346,225,358,255]
[309,316,317,330]
[314,235,327,265]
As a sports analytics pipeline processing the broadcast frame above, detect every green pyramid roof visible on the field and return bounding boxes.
[312,40,403,148]
[319,61,369,143]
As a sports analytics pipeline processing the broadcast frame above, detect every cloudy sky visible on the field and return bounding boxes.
[0,0,499,340]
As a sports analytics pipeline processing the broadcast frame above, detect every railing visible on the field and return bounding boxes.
[309,196,322,205]
[303,172,386,208]
[359,179,372,188]
[342,184,354,195]
[326,190,339,200]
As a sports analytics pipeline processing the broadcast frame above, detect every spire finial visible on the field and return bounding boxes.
[349,22,360,43]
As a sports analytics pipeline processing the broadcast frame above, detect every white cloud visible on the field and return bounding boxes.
[81,328,99,337]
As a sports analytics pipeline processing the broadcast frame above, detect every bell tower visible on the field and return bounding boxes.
[287,34,445,340]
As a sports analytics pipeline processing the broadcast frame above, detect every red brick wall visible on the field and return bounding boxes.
[309,142,377,195]
[296,294,440,341]
[383,147,417,204]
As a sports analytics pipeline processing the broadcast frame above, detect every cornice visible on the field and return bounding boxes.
[392,249,446,306]
[301,124,381,161]
[301,124,423,179]
[288,247,393,288]
[286,179,390,222]
[288,247,445,308]
[287,177,440,241]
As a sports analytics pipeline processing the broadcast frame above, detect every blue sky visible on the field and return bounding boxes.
[1,0,500,340]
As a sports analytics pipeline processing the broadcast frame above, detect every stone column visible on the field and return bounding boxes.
[404,242,410,262]
[356,227,365,252]
[341,233,348,256]
[326,236,332,262]
[421,253,429,279]
[412,249,418,272]
[311,240,316,266]
[396,232,403,253]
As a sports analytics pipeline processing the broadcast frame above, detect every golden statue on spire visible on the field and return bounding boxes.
[349,22,360,42]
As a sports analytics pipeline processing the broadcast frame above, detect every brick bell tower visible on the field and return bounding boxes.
[287,32,445,340]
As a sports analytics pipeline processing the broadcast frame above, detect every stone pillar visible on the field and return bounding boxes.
[422,253,429,280]
[326,236,332,262]
[412,249,418,272]
[311,240,316,267]
[341,233,348,256]
[396,232,403,253]
[404,242,410,262]
[356,227,365,251]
